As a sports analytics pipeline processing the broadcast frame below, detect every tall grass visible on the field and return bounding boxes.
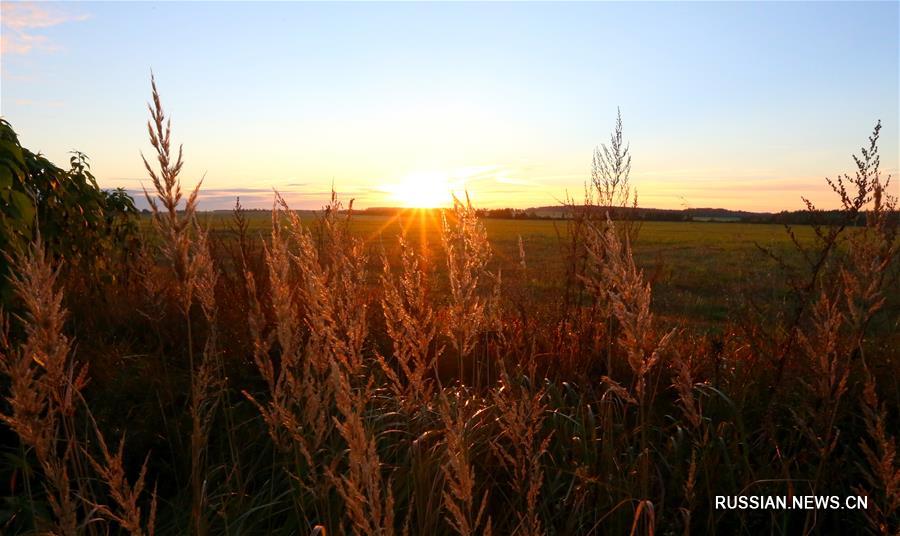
[1,77,898,535]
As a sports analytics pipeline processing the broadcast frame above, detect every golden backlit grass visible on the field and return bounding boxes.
[1,79,898,536]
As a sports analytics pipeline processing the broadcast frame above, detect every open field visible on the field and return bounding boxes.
[2,79,899,535]
[193,211,827,328]
[4,125,899,534]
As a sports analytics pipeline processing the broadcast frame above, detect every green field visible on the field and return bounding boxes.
[194,211,815,329]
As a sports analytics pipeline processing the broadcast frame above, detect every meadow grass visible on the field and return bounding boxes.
[193,211,821,328]
[2,82,898,536]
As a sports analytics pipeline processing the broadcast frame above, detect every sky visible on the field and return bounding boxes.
[1,1,898,211]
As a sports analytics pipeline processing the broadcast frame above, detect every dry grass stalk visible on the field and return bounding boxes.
[189,231,220,536]
[279,192,368,376]
[326,361,395,535]
[560,109,640,322]
[439,394,492,536]
[856,371,900,535]
[141,75,204,318]
[679,449,697,536]
[591,109,632,209]
[379,234,442,409]
[243,205,323,464]
[247,193,366,433]
[245,193,375,530]
[440,195,500,382]
[795,290,849,531]
[1,240,87,535]
[629,499,655,536]
[670,350,701,430]
[586,217,674,401]
[585,217,673,502]
[760,122,893,401]
[841,159,898,348]
[590,109,640,243]
[798,292,849,410]
[3,241,158,536]
[242,269,292,448]
[86,429,157,536]
[141,74,219,536]
[490,368,550,536]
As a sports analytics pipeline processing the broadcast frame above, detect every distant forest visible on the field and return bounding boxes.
[191,204,899,225]
[346,205,900,225]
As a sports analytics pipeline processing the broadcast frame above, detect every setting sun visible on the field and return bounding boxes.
[1,2,898,533]
[383,171,456,208]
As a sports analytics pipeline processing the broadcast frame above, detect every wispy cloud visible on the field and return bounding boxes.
[120,184,363,210]
[1,2,89,55]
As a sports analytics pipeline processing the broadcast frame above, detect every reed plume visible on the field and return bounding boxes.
[86,426,158,536]
[490,366,550,536]
[141,74,219,536]
[1,240,85,535]
[326,360,395,535]
[857,371,900,535]
[440,195,500,383]
[439,393,492,536]
[379,233,442,409]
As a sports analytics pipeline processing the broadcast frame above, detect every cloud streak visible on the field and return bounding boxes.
[1,2,89,55]
[121,185,380,211]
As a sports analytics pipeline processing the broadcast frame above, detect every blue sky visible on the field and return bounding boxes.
[1,1,898,210]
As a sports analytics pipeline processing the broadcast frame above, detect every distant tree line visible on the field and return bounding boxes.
[355,205,897,225]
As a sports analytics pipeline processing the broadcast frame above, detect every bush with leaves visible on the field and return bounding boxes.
[0,119,140,301]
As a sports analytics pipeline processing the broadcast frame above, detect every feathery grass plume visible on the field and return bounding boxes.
[188,228,221,536]
[0,240,88,535]
[794,290,849,531]
[140,73,218,536]
[280,191,369,376]
[244,192,372,530]
[326,360,395,536]
[667,341,709,534]
[231,196,252,264]
[759,121,892,399]
[86,427,157,536]
[440,194,499,383]
[278,190,365,423]
[590,108,640,243]
[242,268,286,447]
[561,109,638,321]
[490,365,550,536]
[839,137,898,536]
[586,216,675,401]
[439,393,492,536]
[141,74,204,318]
[378,233,442,410]
[670,349,701,430]
[738,122,900,506]
[243,201,322,464]
[584,216,674,501]
[798,292,849,409]
[839,128,898,350]
[856,370,900,535]
[312,191,369,374]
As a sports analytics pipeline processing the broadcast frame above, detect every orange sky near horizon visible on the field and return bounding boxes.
[2,2,897,213]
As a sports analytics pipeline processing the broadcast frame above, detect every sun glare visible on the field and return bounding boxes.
[384,171,455,208]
